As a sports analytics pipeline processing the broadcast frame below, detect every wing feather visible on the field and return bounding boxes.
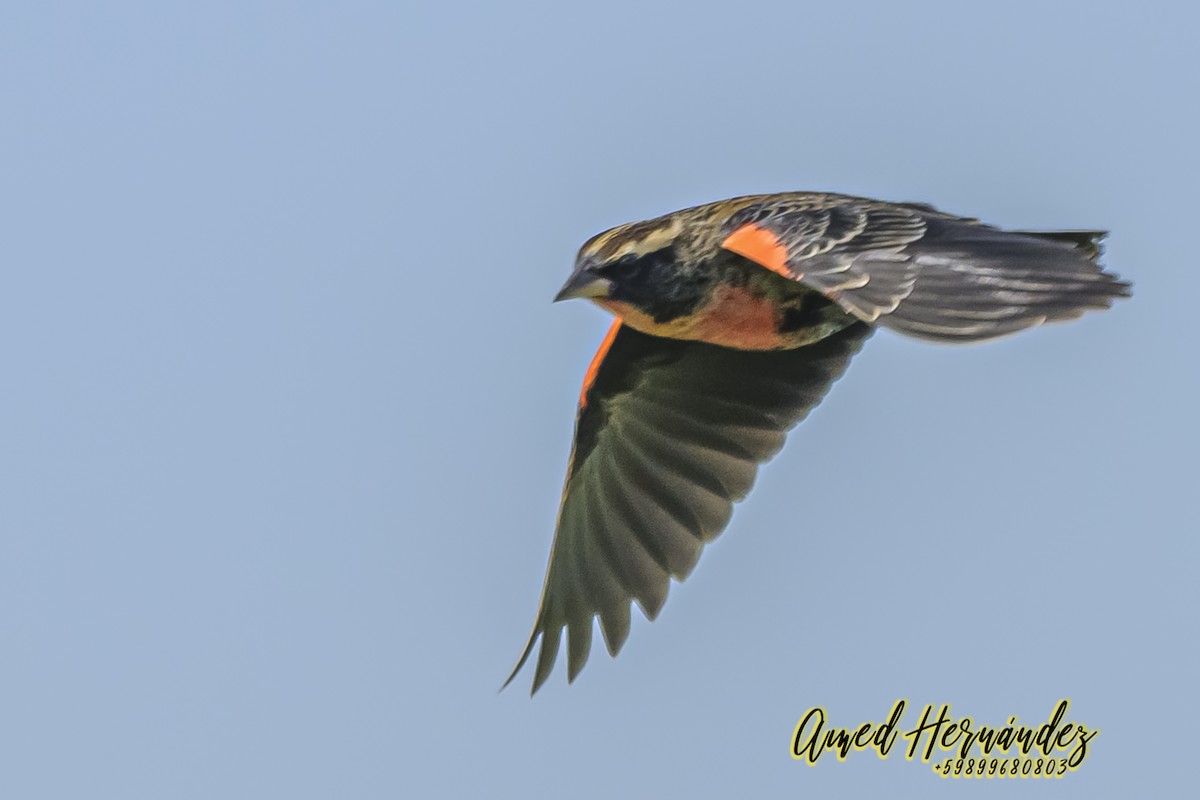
[720,196,1130,341]
[505,321,871,693]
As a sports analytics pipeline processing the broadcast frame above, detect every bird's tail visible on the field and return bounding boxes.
[872,219,1131,343]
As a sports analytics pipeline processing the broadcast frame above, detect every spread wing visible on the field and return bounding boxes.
[505,320,872,694]
[719,195,1131,342]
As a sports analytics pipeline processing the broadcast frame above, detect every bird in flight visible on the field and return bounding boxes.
[506,192,1130,694]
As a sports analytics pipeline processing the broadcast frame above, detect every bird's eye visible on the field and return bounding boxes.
[590,258,627,278]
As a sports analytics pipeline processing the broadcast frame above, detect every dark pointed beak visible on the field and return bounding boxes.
[553,269,612,303]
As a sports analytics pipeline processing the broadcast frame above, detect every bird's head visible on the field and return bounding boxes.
[554,215,707,325]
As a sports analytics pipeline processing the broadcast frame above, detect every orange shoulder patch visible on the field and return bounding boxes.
[579,320,622,409]
[721,224,791,277]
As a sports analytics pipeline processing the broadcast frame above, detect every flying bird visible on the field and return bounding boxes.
[506,192,1130,694]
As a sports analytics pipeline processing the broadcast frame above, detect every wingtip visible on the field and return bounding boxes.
[501,623,561,697]
[500,627,541,695]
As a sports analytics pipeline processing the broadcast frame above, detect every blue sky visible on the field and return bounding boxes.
[1,2,1195,797]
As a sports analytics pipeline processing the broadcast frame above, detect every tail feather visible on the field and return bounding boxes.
[874,218,1130,343]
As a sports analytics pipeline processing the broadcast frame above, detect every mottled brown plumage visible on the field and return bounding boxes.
[508,192,1130,694]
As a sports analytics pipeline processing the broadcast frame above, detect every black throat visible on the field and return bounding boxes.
[600,246,711,324]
